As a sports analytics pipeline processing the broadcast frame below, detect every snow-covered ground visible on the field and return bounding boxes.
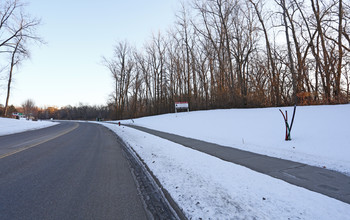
[102,122,350,219]
[101,104,350,219]
[118,104,350,176]
[0,117,58,136]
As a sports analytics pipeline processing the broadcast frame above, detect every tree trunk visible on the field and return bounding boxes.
[336,0,343,102]
[281,0,298,105]
[249,0,279,106]
[4,37,21,117]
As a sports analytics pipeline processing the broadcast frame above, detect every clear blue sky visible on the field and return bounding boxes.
[7,0,178,108]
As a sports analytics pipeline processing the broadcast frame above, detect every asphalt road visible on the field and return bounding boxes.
[0,122,149,220]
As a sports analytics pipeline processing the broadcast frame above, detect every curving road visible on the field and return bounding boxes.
[0,122,149,220]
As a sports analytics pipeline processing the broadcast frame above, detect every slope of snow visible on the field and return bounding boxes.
[0,117,58,136]
[1,104,348,219]
[102,123,350,219]
[118,104,350,175]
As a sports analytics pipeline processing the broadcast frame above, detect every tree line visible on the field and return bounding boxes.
[45,104,112,121]
[2,0,349,121]
[104,0,350,120]
[0,99,113,121]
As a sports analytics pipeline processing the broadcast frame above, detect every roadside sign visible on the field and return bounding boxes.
[175,102,189,113]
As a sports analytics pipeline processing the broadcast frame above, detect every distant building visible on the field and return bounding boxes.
[12,112,25,119]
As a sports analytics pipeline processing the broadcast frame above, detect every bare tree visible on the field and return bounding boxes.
[103,41,134,119]
[3,33,27,116]
[21,98,35,118]
[0,0,41,53]
[336,0,343,102]
[276,0,298,104]
[101,0,350,119]
[176,3,194,104]
[249,0,281,106]
[1,0,41,116]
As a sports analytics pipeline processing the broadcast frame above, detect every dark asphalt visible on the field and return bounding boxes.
[124,124,350,204]
[0,122,78,158]
[0,122,149,220]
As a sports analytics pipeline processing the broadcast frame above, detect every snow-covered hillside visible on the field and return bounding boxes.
[119,104,350,176]
[0,117,57,136]
[103,104,350,219]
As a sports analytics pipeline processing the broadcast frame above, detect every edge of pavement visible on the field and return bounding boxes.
[104,124,187,220]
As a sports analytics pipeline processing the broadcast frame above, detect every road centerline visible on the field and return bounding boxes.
[0,123,79,160]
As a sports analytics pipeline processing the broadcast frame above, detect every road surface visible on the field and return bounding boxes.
[0,122,152,220]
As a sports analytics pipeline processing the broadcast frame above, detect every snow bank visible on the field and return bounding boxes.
[103,123,350,219]
[0,117,58,136]
[119,104,350,175]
